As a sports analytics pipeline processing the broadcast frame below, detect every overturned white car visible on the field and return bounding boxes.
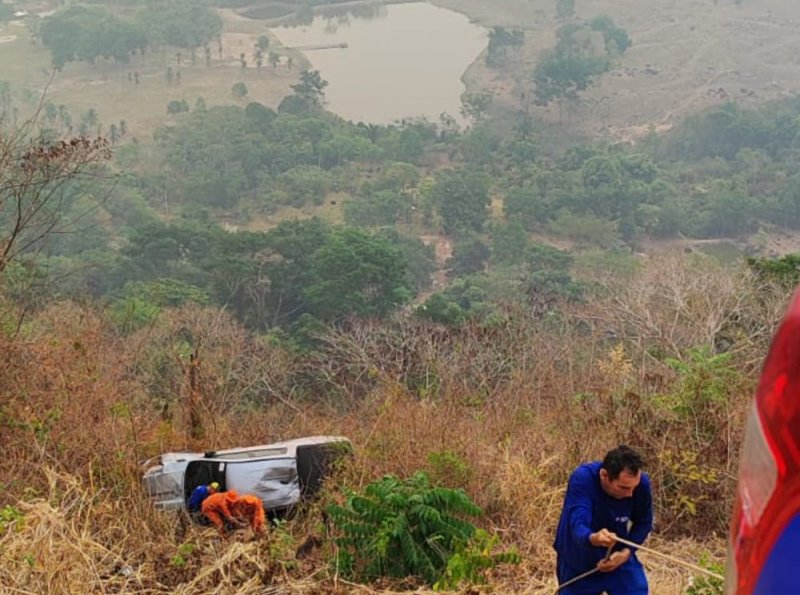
[142,436,351,512]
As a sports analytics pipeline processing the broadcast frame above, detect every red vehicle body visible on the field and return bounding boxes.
[726,290,800,593]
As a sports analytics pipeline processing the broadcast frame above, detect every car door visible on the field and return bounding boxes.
[185,460,227,501]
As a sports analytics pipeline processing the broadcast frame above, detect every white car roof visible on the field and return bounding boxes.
[146,436,350,466]
[211,435,350,458]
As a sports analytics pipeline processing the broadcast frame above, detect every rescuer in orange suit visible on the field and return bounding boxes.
[232,493,266,534]
[201,490,239,535]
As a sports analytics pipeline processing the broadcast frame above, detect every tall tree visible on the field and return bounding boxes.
[138,1,222,54]
[431,169,491,234]
[533,24,611,112]
[279,70,328,114]
[304,228,410,321]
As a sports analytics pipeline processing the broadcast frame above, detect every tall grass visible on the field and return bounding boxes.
[0,253,785,593]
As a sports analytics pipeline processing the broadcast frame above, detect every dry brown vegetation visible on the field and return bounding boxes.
[0,251,788,593]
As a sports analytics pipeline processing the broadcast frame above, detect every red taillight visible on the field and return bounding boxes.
[728,289,800,594]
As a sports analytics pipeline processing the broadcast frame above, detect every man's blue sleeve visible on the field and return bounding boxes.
[187,486,206,510]
[629,473,653,545]
[565,467,595,547]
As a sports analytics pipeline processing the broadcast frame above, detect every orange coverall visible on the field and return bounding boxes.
[232,494,266,534]
[201,490,238,535]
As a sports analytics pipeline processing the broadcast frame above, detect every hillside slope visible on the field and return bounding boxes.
[435,0,800,140]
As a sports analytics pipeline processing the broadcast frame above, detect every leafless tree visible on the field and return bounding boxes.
[0,113,112,275]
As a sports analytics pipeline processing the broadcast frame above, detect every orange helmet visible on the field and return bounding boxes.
[224,490,238,501]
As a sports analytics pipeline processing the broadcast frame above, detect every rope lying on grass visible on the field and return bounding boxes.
[554,535,725,593]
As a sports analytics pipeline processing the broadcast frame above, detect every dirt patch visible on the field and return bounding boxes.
[638,227,800,261]
[419,234,453,294]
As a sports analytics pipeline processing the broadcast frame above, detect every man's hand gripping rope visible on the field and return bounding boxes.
[554,531,724,593]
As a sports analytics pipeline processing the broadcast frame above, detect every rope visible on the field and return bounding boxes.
[554,566,601,592]
[553,536,724,593]
[611,536,724,580]
[554,545,613,593]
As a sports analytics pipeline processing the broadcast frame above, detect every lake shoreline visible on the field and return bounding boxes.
[236,0,423,27]
[233,0,494,122]
[269,1,487,124]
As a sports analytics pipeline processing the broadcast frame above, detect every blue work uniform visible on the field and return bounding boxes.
[187,485,213,513]
[554,462,653,595]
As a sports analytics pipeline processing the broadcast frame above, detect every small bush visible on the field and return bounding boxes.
[0,505,23,534]
[685,557,724,595]
[426,450,472,489]
[434,529,520,591]
[231,82,248,99]
[169,542,195,568]
[166,100,190,114]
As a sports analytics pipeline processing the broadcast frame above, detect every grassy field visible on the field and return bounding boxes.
[435,0,800,140]
[0,10,304,141]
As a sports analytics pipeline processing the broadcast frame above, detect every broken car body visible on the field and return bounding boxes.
[142,435,351,512]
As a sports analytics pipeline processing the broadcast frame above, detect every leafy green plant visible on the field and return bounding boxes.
[665,347,736,411]
[685,557,724,595]
[434,529,520,591]
[327,472,482,585]
[0,505,23,534]
[746,253,800,289]
[662,449,719,516]
[169,542,195,568]
[426,450,472,489]
[663,346,740,439]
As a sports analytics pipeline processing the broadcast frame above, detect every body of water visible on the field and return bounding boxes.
[273,2,487,125]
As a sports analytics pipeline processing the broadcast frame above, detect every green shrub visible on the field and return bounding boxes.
[268,518,298,572]
[434,529,520,591]
[663,346,739,432]
[0,505,24,534]
[426,450,472,489]
[685,558,724,595]
[327,472,482,585]
[169,542,195,568]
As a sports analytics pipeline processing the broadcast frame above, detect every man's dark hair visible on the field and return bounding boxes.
[601,445,644,480]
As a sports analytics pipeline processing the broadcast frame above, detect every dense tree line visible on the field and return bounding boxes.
[40,2,221,69]
[10,68,800,335]
[41,6,147,69]
[149,101,438,210]
[102,218,414,329]
[138,1,222,51]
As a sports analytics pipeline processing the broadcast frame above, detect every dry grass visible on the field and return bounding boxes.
[1,252,772,593]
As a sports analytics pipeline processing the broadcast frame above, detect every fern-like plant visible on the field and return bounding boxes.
[327,471,482,585]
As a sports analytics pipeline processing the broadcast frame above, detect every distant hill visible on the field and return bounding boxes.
[435,0,800,141]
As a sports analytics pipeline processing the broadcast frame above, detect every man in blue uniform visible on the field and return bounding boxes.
[187,481,220,513]
[554,445,653,594]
